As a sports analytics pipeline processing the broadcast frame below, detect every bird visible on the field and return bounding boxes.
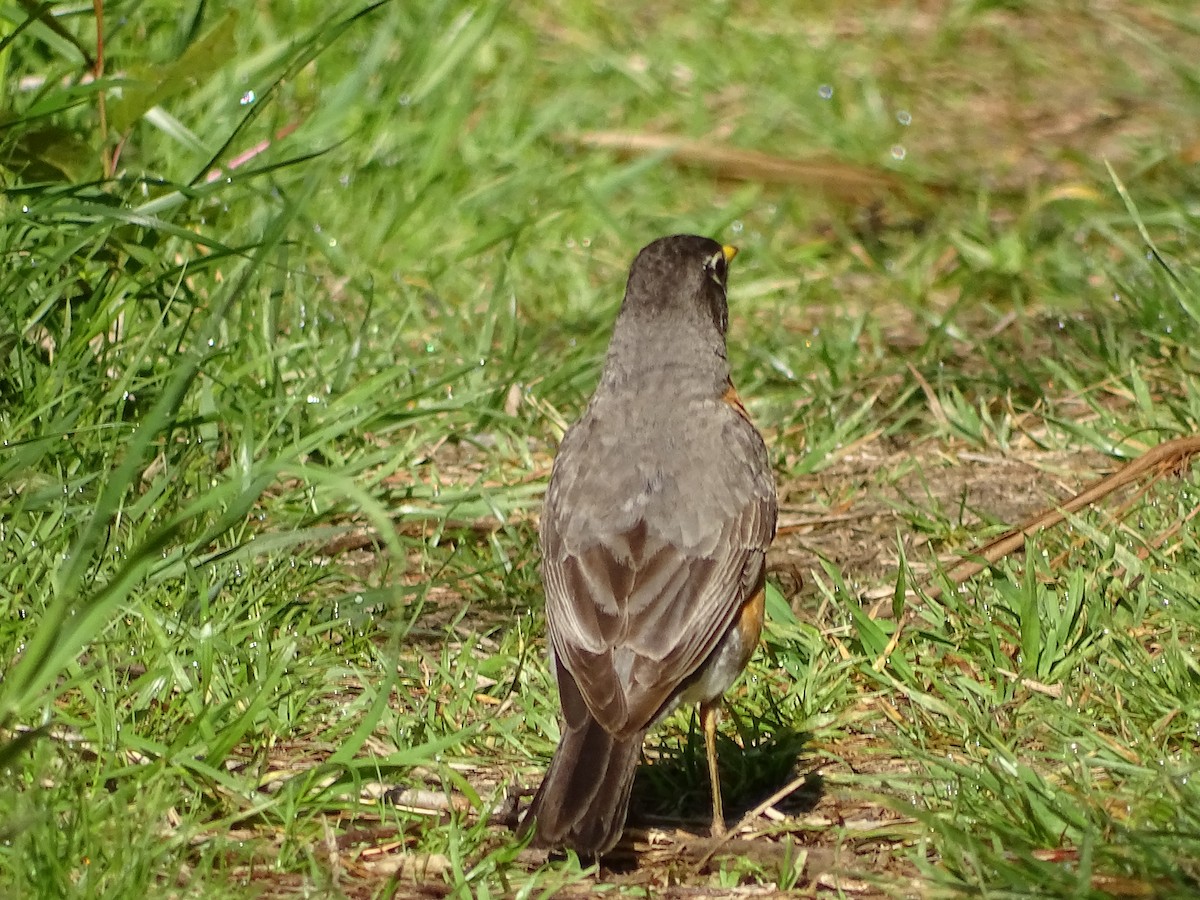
[518,233,778,856]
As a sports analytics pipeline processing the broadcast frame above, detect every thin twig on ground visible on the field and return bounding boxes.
[867,435,1200,669]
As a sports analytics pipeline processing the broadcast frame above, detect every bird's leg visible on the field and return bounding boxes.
[701,699,724,837]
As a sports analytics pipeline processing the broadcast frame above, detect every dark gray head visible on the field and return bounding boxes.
[619,234,737,336]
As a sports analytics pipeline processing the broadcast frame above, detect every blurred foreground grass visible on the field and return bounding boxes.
[1,1,1199,896]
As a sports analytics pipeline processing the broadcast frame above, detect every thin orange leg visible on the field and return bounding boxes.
[701,700,724,837]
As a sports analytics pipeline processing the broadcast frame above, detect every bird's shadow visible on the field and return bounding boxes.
[628,714,819,835]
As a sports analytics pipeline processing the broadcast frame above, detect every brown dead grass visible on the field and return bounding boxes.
[772,436,1123,617]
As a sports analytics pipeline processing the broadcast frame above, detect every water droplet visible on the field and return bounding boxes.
[890,145,906,161]
[818,84,833,100]
[239,90,256,105]
[896,110,912,126]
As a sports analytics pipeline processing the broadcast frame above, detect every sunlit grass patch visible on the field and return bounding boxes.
[2,0,1199,896]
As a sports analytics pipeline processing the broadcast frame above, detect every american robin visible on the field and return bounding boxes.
[519,234,778,856]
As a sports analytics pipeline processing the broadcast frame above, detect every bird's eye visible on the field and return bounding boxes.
[704,249,727,285]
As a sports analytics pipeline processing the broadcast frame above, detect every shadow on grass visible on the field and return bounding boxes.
[631,722,817,834]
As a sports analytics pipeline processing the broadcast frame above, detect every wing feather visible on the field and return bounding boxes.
[540,407,776,734]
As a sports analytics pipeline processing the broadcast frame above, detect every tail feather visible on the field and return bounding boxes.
[519,715,645,856]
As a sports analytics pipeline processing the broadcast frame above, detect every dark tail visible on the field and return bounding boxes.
[519,714,645,856]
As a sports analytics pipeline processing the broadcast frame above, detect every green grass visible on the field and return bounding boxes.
[2,0,1199,896]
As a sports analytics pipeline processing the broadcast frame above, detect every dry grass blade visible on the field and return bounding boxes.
[869,435,1200,624]
[929,434,1200,599]
[569,130,921,207]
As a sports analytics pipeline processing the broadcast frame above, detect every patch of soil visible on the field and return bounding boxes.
[771,439,1109,614]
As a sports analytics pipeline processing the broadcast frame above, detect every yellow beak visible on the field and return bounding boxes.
[722,245,738,264]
